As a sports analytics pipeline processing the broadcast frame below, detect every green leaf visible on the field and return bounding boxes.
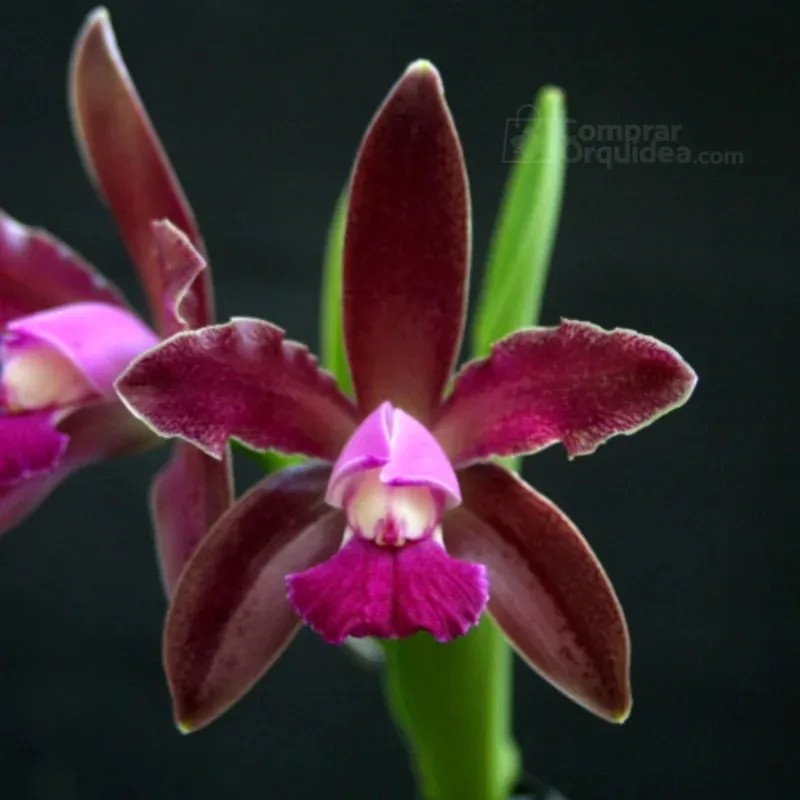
[472,86,566,357]
[319,191,351,394]
[232,441,303,473]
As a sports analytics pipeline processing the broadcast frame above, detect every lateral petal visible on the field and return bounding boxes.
[116,319,359,460]
[435,319,697,464]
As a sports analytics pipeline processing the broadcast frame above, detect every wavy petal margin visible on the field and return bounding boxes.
[343,61,470,421]
[69,8,213,333]
[164,464,341,731]
[116,318,359,460]
[435,319,697,464]
[447,463,631,722]
[152,220,208,336]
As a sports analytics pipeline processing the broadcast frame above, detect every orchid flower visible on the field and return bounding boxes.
[0,9,231,592]
[116,60,696,731]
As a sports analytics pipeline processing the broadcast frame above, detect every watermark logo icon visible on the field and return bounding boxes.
[502,104,537,163]
[502,108,744,169]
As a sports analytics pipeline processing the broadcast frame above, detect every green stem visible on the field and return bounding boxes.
[383,618,519,800]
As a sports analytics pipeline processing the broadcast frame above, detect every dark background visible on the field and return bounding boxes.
[0,1,795,798]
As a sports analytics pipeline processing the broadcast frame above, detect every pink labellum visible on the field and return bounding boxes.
[5,302,158,401]
[287,536,487,644]
[0,412,68,486]
[0,400,154,533]
[327,401,460,507]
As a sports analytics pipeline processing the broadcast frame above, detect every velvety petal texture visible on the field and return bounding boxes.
[343,61,470,421]
[6,302,158,398]
[69,9,213,334]
[151,441,233,596]
[287,537,487,644]
[116,319,359,460]
[0,209,124,326]
[447,463,631,722]
[435,319,698,464]
[164,464,341,731]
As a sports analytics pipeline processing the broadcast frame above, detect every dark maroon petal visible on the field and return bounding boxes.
[0,209,125,326]
[69,10,214,333]
[0,412,67,486]
[447,463,631,723]
[164,463,342,731]
[116,319,359,460]
[343,61,470,421]
[435,319,697,464]
[151,221,208,336]
[151,441,233,596]
[0,401,156,535]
